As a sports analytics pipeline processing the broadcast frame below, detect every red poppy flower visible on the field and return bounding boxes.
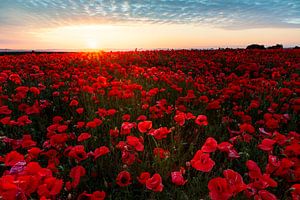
[37,177,63,197]
[76,107,84,114]
[174,112,186,126]
[121,122,136,135]
[208,177,232,200]
[223,169,246,196]
[70,165,86,188]
[142,104,149,110]
[257,139,276,152]
[0,116,11,125]
[284,142,300,157]
[274,158,294,177]
[91,191,106,200]
[9,73,22,84]
[126,136,144,152]
[16,86,29,96]
[23,162,44,175]
[266,155,280,174]
[56,125,68,133]
[153,148,170,159]
[146,173,164,192]
[52,116,63,124]
[171,171,187,186]
[116,171,132,187]
[201,137,218,153]
[291,184,300,200]
[195,115,208,126]
[86,118,102,128]
[137,172,151,185]
[0,175,18,200]
[122,114,131,121]
[78,190,105,200]
[246,160,262,179]
[190,150,215,172]
[249,100,260,109]
[138,121,152,133]
[17,175,39,196]
[76,121,85,128]
[199,95,209,103]
[68,145,88,162]
[0,72,8,82]
[186,112,196,120]
[265,118,279,130]
[107,109,117,116]
[86,121,97,129]
[259,174,278,188]
[0,106,12,115]
[77,132,91,142]
[239,123,255,134]
[255,190,277,200]
[273,131,288,145]
[93,146,110,160]
[25,101,40,115]
[28,147,42,159]
[21,134,37,148]
[148,127,171,140]
[50,133,68,147]
[279,88,292,97]
[69,99,79,107]
[121,150,136,165]
[207,100,221,110]
[29,87,40,96]
[52,91,60,97]
[17,115,32,126]
[109,128,119,138]
[4,151,24,166]
[217,142,233,152]
[137,115,147,121]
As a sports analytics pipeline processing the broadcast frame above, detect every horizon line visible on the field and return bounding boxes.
[1,44,299,53]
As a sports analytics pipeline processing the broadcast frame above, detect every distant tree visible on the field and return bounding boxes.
[267,44,283,49]
[246,44,266,50]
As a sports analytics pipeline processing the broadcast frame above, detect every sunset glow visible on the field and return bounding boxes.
[3,23,300,50]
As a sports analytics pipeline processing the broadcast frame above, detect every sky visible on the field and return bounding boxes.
[0,0,300,50]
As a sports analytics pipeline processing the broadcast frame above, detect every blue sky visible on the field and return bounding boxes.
[1,0,300,49]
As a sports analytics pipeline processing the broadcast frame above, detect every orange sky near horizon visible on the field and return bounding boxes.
[2,23,300,50]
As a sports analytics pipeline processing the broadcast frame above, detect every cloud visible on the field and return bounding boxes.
[0,0,300,29]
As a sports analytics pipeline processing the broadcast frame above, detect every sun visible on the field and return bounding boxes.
[86,39,99,50]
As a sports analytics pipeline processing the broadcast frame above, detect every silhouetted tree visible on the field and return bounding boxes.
[246,44,266,50]
[267,44,283,49]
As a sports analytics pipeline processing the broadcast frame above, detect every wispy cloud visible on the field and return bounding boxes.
[0,0,300,29]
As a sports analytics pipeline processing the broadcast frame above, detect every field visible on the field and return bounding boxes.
[0,49,299,200]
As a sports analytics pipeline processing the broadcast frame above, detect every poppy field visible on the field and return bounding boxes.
[0,49,299,200]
